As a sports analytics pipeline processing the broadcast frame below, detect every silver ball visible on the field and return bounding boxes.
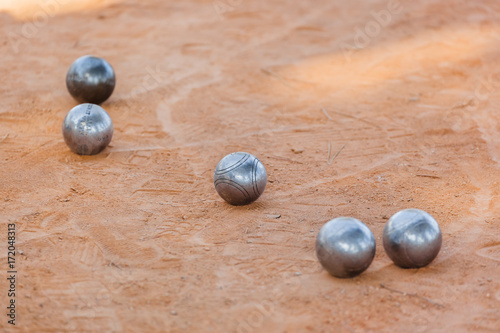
[383,209,442,268]
[66,55,116,104]
[213,152,267,206]
[62,103,113,155]
[316,217,376,278]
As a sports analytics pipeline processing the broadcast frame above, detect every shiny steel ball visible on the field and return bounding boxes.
[383,209,442,268]
[62,103,113,155]
[316,217,376,278]
[213,152,267,206]
[66,55,116,104]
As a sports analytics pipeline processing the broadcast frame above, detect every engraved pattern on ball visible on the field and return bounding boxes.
[66,55,116,105]
[383,208,442,268]
[316,217,376,278]
[213,152,267,206]
[62,103,113,156]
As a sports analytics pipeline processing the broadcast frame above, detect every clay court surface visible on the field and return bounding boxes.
[1,0,500,331]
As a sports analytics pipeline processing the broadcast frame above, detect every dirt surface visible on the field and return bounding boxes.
[1,0,500,332]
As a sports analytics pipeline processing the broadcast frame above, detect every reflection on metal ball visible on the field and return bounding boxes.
[66,55,116,104]
[316,217,376,278]
[383,208,442,268]
[213,152,267,206]
[62,103,113,155]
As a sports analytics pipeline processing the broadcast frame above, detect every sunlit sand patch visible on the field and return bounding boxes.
[0,0,121,20]
[268,26,500,96]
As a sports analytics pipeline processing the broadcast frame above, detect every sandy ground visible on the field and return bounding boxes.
[1,0,500,332]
